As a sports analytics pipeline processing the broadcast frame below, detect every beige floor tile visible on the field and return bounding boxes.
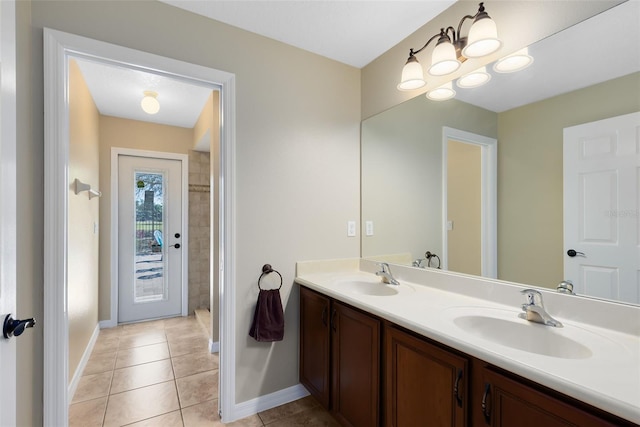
[176,370,219,408]
[181,400,218,427]
[164,315,199,330]
[103,381,180,427]
[182,400,263,427]
[111,359,175,394]
[69,397,107,427]
[264,406,339,427]
[165,325,206,341]
[124,410,184,426]
[121,319,166,335]
[168,335,210,358]
[93,334,121,354]
[116,342,170,369]
[71,371,113,404]
[98,326,124,337]
[118,330,167,349]
[172,351,219,379]
[84,350,117,375]
[258,396,320,425]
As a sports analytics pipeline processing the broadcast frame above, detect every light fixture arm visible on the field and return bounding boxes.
[408,29,447,58]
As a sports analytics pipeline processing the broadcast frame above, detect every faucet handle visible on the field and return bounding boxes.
[521,288,543,306]
[376,262,390,273]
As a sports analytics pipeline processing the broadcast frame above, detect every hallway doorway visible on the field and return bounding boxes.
[43,28,237,425]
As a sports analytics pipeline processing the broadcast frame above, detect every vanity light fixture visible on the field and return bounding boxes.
[398,2,501,91]
[457,66,491,88]
[141,90,160,115]
[426,81,456,101]
[493,47,534,73]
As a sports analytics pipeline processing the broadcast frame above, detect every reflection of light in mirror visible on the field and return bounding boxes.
[141,90,160,115]
[457,66,491,88]
[494,47,534,73]
[427,81,456,100]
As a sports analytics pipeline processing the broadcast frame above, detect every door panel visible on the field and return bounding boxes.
[118,155,183,323]
[564,112,640,304]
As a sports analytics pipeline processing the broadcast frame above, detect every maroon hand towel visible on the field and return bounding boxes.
[249,288,284,342]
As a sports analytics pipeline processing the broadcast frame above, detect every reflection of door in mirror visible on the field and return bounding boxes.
[563,112,640,304]
[447,140,481,276]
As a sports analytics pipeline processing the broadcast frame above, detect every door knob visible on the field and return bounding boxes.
[170,243,181,249]
[3,314,36,339]
[567,249,586,257]
[174,233,181,238]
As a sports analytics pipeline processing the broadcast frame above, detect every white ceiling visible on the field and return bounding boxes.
[75,1,639,128]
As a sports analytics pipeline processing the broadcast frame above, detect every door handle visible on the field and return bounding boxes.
[567,249,585,257]
[3,314,36,339]
[169,243,181,249]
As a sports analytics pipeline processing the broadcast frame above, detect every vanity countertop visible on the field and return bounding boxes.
[295,259,640,424]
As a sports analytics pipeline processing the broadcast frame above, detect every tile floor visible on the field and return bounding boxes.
[69,315,339,427]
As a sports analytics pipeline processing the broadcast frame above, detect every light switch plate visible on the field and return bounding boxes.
[365,221,374,236]
[347,221,356,237]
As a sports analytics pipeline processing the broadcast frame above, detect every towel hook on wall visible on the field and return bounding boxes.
[73,178,102,199]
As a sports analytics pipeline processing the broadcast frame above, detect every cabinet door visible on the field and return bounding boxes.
[385,325,468,427]
[331,301,380,427]
[481,368,624,427]
[299,286,331,408]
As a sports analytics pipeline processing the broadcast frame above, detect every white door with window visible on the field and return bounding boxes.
[563,112,640,304]
[118,155,184,323]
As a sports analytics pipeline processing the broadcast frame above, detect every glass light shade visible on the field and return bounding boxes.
[462,17,502,58]
[493,47,534,73]
[428,41,461,76]
[141,91,160,115]
[426,81,456,101]
[457,66,491,88]
[398,57,426,91]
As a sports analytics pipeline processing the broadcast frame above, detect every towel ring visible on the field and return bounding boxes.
[258,264,283,290]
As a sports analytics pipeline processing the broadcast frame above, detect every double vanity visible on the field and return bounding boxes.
[295,258,639,426]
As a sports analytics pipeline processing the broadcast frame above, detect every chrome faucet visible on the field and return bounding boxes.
[375,263,400,286]
[518,289,563,327]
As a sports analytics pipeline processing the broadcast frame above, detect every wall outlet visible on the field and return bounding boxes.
[347,221,357,237]
[447,220,454,231]
[365,221,374,236]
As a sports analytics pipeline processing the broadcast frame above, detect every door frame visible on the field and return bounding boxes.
[0,0,18,425]
[441,126,497,278]
[110,149,189,326]
[43,29,237,425]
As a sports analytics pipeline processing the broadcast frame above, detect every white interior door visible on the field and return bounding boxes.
[118,155,184,323]
[0,1,18,424]
[563,111,640,304]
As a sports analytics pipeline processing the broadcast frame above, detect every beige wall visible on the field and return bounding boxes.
[21,0,360,419]
[361,1,622,119]
[68,60,101,382]
[98,116,194,321]
[497,72,640,289]
[447,140,481,276]
[361,94,496,260]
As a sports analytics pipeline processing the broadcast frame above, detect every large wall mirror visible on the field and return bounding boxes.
[361,1,640,305]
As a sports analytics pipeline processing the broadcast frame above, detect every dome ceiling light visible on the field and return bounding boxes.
[141,90,160,115]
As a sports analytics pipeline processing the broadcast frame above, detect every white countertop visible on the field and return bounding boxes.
[295,259,640,424]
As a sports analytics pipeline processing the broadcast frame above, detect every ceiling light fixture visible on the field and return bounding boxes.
[426,81,456,101]
[457,66,491,88]
[398,2,501,91]
[141,90,160,115]
[493,47,534,73]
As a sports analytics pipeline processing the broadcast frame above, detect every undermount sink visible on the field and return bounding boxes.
[445,307,595,359]
[344,280,400,296]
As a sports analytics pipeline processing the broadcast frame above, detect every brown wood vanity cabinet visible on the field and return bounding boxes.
[299,286,380,427]
[384,325,468,427]
[300,285,635,427]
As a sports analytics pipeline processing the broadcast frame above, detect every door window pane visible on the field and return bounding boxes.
[134,171,167,302]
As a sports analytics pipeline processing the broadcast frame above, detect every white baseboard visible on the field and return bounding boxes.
[227,384,310,423]
[68,323,100,401]
[209,340,219,353]
[99,319,117,329]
